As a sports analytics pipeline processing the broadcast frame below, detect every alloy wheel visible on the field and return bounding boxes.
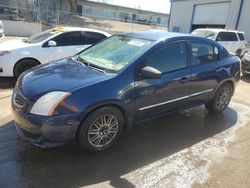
[216,87,231,110]
[87,114,119,148]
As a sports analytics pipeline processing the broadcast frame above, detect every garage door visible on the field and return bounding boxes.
[193,2,230,25]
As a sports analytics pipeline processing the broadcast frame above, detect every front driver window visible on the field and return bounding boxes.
[147,41,187,73]
[50,31,84,46]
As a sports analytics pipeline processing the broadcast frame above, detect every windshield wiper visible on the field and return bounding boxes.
[75,55,90,67]
[74,55,107,73]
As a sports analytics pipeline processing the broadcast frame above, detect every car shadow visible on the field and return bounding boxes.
[0,106,238,187]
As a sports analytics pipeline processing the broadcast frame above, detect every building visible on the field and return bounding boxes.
[77,0,168,25]
[0,0,77,12]
[168,0,250,41]
[0,0,168,26]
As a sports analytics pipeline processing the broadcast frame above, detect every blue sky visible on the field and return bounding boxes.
[91,0,171,14]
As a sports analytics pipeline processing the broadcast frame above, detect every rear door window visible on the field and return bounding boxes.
[216,32,238,41]
[85,32,107,45]
[50,31,84,46]
[191,42,219,65]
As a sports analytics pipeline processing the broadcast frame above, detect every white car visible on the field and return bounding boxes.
[192,28,247,57]
[0,27,111,77]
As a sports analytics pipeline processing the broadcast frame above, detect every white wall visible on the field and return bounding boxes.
[2,20,41,37]
[169,0,241,33]
[236,0,250,41]
[169,0,194,33]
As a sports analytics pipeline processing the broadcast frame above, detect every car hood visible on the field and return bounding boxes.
[0,39,36,51]
[19,58,111,100]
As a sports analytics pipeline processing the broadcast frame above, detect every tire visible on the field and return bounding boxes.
[14,59,39,78]
[205,83,233,113]
[77,106,124,152]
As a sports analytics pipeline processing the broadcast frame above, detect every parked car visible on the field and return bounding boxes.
[0,20,4,41]
[241,51,250,76]
[0,27,111,77]
[192,28,247,57]
[12,31,240,151]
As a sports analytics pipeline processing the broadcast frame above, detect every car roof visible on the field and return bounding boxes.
[193,28,245,34]
[118,30,194,41]
[50,27,111,36]
[117,30,225,50]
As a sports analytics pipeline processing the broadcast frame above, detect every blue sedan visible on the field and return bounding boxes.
[12,31,241,151]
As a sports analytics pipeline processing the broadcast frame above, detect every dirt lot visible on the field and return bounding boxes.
[0,77,250,188]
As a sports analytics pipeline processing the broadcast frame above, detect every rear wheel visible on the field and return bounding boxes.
[77,106,124,152]
[14,59,39,78]
[205,83,233,113]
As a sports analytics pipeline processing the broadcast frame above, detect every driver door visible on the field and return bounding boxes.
[134,41,191,122]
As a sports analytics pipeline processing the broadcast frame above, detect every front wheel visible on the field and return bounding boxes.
[205,83,233,113]
[14,59,39,78]
[77,106,124,152]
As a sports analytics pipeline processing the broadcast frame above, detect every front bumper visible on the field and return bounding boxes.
[0,54,14,77]
[12,105,81,148]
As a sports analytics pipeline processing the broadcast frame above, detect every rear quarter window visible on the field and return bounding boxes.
[237,33,245,41]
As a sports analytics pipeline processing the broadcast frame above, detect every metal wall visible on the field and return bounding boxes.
[236,0,250,41]
[169,0,250,41]
[169,0,230,33]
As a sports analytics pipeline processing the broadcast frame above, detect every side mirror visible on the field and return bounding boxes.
[48,40,57,47]
[140,66,162,79]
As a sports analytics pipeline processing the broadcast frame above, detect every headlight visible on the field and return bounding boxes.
[30,91,71,116]
[0,51,11,56]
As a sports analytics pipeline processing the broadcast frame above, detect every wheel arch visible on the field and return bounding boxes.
[215,79,235,95]
[75,102,130,139]
[13,57,41,77]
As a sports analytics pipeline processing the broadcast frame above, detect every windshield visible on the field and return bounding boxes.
[78,35,154,73]
[23,30,56,43]
[192,30,217,40]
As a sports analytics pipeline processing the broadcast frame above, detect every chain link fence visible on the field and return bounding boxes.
[56,11,167,34]
[0,4,168,35]
[0,4,39,23]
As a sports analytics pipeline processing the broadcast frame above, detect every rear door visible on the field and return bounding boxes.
[44,31,86,62]
[134,41,191,122]
[188,41,223,106]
